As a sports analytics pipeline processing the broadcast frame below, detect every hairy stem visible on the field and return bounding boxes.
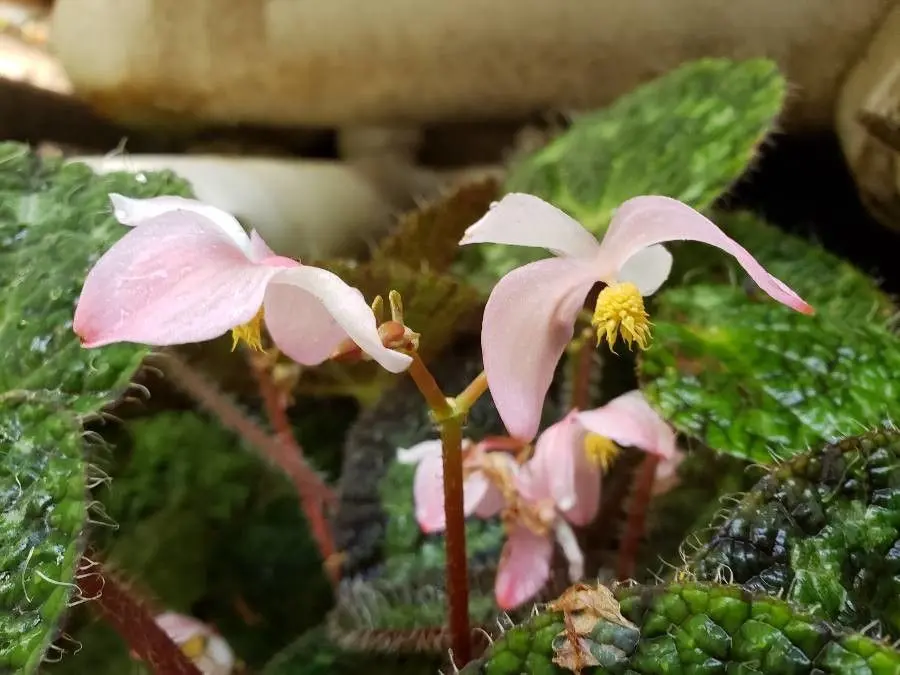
[440,417,472,665]
[76,551,202,675]
[248,354,340,585]
[569,327,595,411]
[158,352,338,580]
[616,454,660,580]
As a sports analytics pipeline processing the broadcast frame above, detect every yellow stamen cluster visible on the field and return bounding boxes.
[583,433,620,472]
[180,634,208,660]
[591,282,652,352]
[231,307,265,352]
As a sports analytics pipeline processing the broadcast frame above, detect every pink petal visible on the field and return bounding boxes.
[495,525,554,610]
[459,193,602,258]
[154,612,211,644]
[412,449,502,533]
[482,257,598,441]
[249,229,277,262]
[576,390,677,460]
[652,449,686,497]
[108,193,251,253]
[599,196,814,314]
[74,212,280,348]
[263,266,412,373]
[524,412,601,526]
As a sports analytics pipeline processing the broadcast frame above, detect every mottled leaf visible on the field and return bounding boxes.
[456,58,786,288]
[638,283,900,463]
[0,393,86,675]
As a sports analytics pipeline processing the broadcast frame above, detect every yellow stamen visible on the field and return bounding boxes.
[180,634,208,660]
[583,433,620,472]
[231,307,265,352]
[591,282,652,352]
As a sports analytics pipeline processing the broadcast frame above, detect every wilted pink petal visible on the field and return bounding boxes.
[410,443,505,533]
[652,448,686,497]
[74,212,282,347]
[481,257,598,441]
[600,196,814,314]
[264,266,412,373]
[495,525,554,610]
[460,193,602,258]
[576,390,677,460]
[109,193,250,253]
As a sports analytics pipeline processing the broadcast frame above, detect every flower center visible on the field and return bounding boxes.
[583,433,620,472]
[179,634,208,660]
[591,282,651,352]
[231,307,265,352]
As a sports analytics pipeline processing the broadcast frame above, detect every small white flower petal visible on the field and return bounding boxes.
[616,243,674,295]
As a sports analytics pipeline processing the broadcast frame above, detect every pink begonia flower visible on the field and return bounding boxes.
[494,389,679,609]
[397,438,508,533]
[150,613,234,675]
[73,194,411,373]
[459,193,814,441]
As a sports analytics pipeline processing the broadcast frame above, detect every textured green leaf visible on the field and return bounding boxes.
[456,58,786,287]
[463,582,900,675]
[638,283,900,462]
[639,209,898,463]
[689,429,900,638]
[0,143,192,413]
[0,393,86,675]
[372,179,499,272]
[0,143,194,673]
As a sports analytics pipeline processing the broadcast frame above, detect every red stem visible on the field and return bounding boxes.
[159,352,338,583]
[248,356,339,585]
[616,454,660,580]
[570,328,594,411]
[440,418,471,665]
[76,552,202,675]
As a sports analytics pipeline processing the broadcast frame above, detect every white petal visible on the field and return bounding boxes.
[459,193,602,258]
[553,519,585,583]
[108,193,251,254]
[396,439,444,465]
[616,244,673,295]
[265,265,412,373]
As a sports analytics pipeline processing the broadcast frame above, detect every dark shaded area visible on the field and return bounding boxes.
[726,132,900,295]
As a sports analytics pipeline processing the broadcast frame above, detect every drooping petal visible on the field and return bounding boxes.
[264,266,412,373]
[412,448,502,533]
[524,412,601,526]
[599,196,814,313]
[615,243,673,295]
[459,193,602,258]
[482,257,598,441]
[74,213,281,348]
[495,525,554,610]
[576,390,677,460]
[652,448,686,497]
[553,519,585,583]
[108,193,251,254]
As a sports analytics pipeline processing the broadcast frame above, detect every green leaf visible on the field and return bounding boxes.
[638,283,900,463]
[372,178,499,272]
[0,143,192,413]
[0,143,195,673]
[0,392,86,675]
[456,58,786,287]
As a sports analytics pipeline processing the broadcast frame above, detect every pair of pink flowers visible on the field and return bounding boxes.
[399,390,682,610]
